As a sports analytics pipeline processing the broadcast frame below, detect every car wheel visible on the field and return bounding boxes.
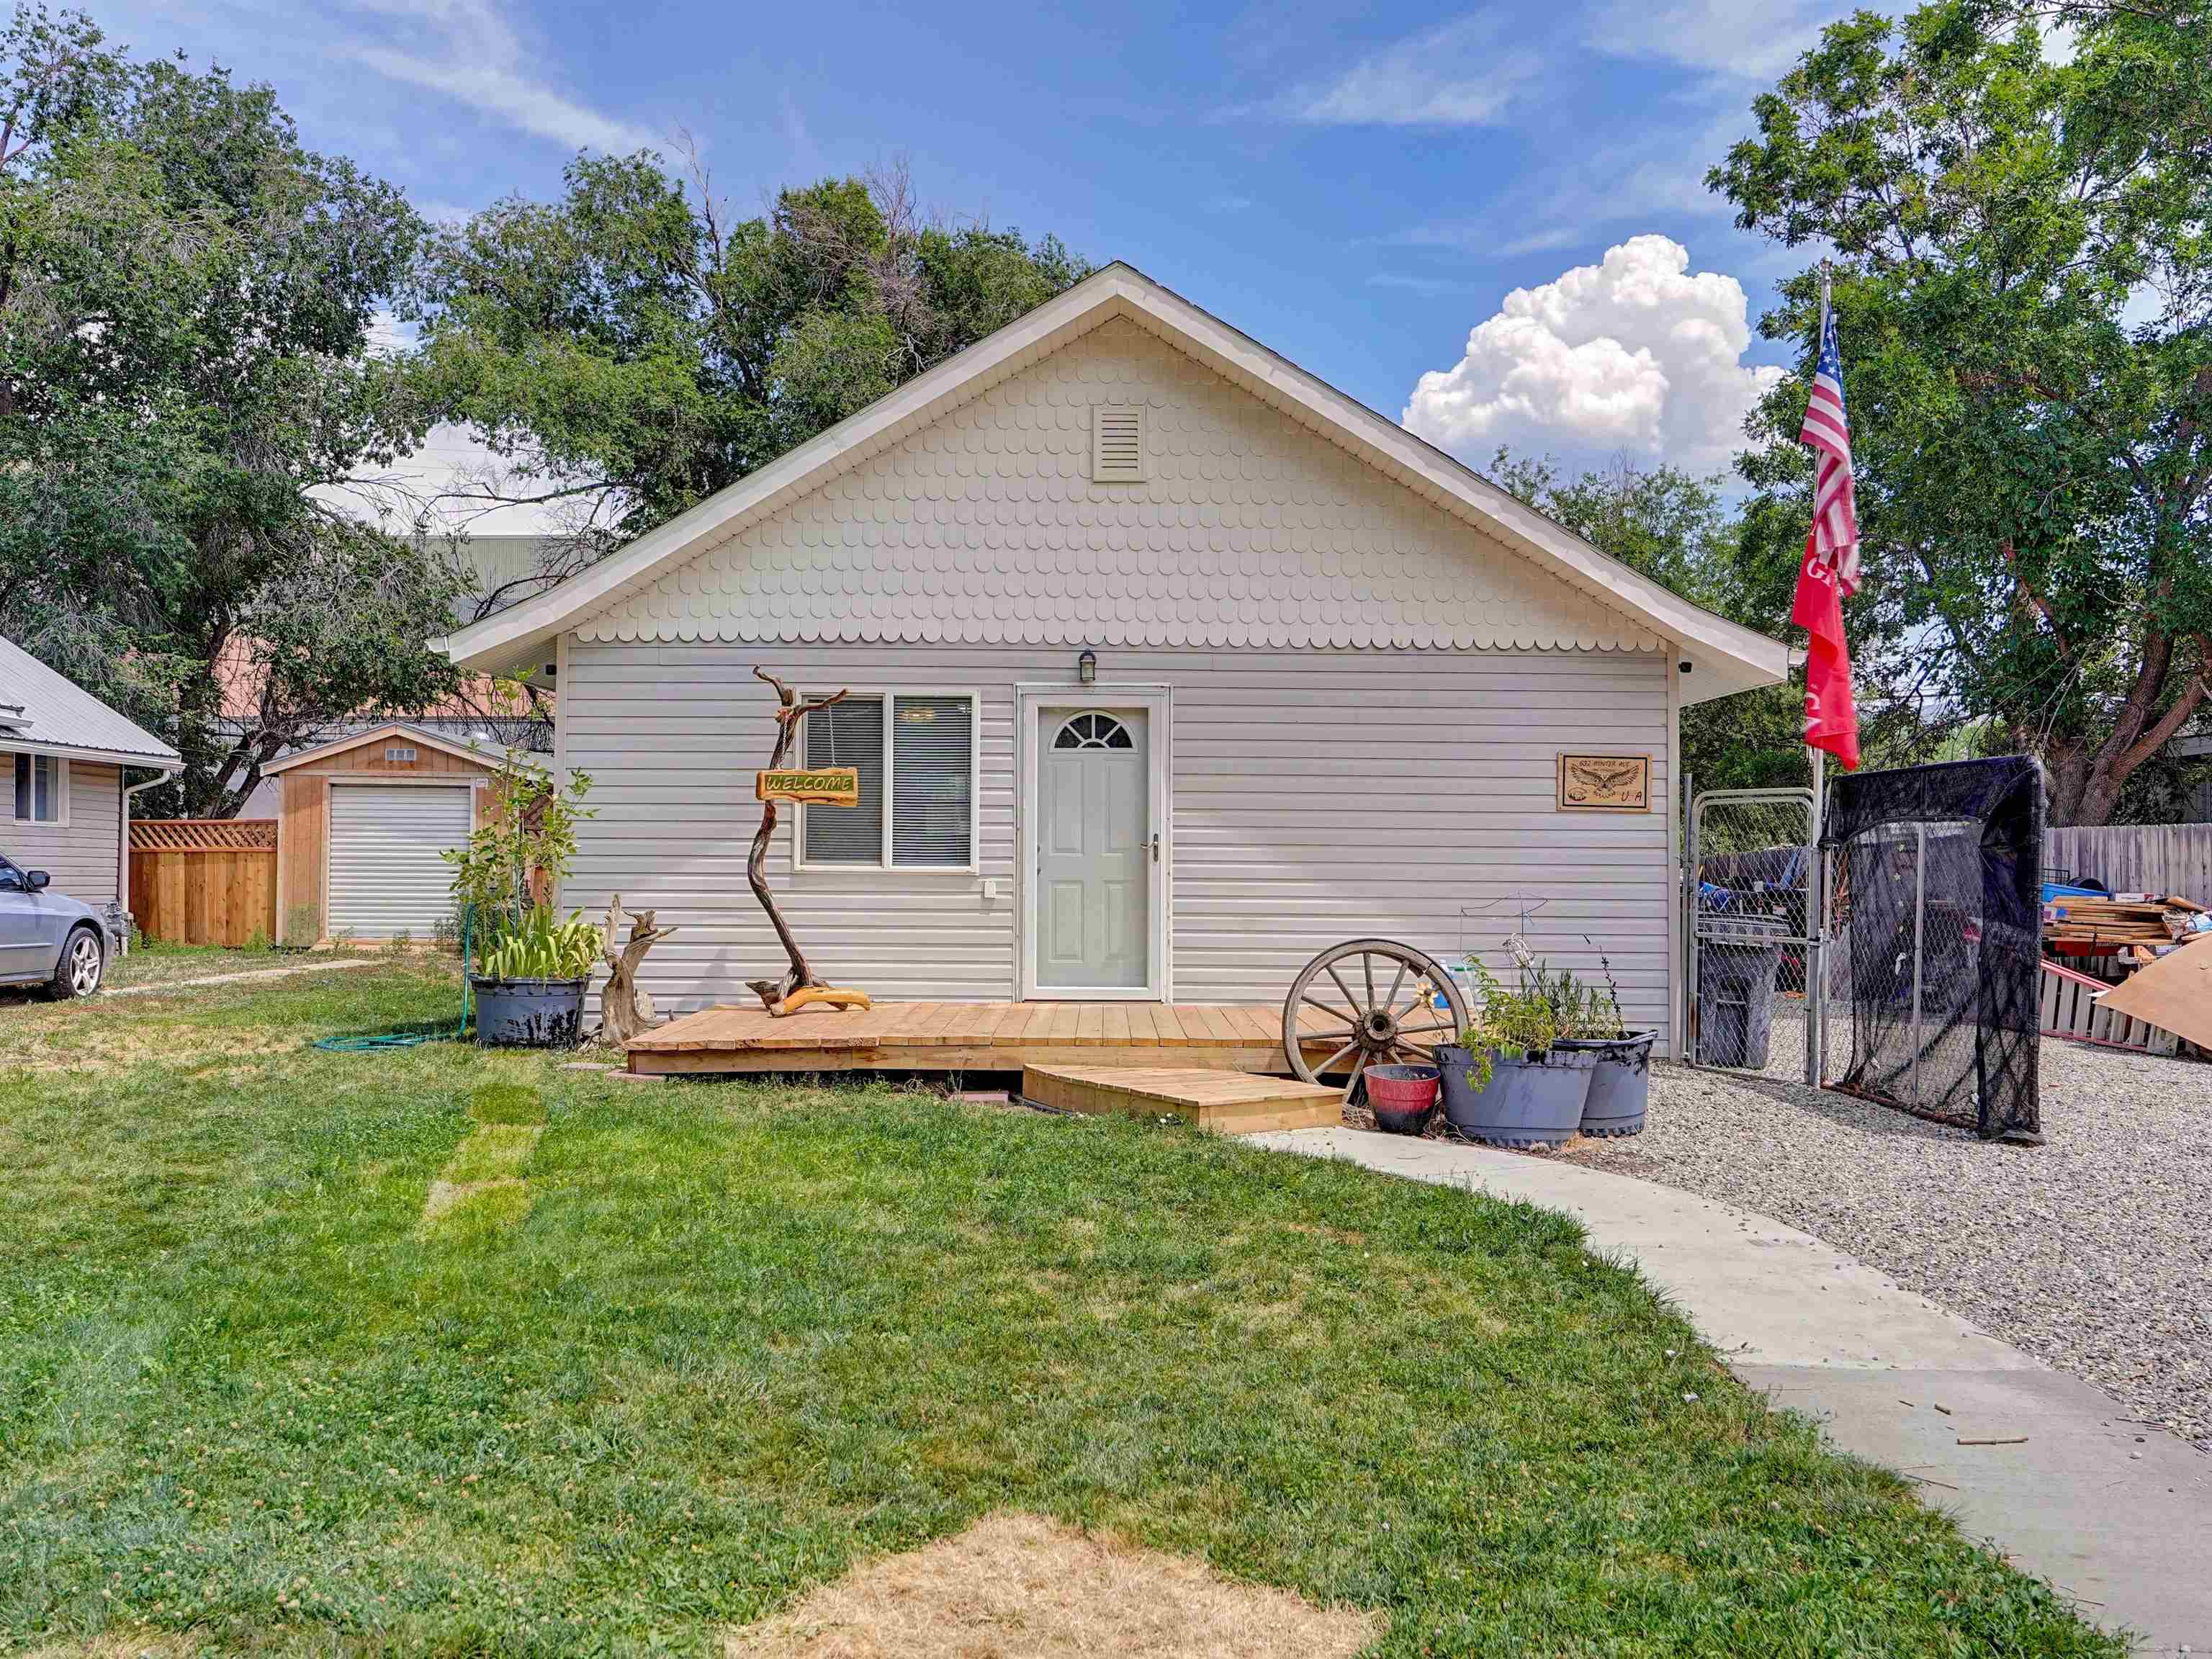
[48,926,104,999]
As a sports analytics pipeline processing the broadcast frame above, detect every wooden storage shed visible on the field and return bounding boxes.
[269,723,494,945]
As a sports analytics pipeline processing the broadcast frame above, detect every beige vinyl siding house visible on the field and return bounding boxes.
[4,760,124,904]
[444,264,1786,1053]
[0,634,181,920]
[565,644,1676,1027]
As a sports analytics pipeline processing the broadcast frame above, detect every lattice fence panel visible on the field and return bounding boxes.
[130,817,276,852]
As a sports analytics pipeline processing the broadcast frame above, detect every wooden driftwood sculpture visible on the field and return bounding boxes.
[746,668,875,1017]
[599,895,676,1046]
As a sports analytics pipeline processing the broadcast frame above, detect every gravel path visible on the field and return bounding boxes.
[1567,1037,2212,1452]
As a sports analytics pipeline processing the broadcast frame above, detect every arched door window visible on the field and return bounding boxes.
[1052,712,1135,751]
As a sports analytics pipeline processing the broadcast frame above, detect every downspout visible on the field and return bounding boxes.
[117,766,179,952]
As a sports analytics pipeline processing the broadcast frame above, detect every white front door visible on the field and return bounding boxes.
[1036,708,1150,991]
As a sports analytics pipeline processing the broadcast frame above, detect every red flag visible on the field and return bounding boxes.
[1794,290,1861,769]
[1794,528,1861,770]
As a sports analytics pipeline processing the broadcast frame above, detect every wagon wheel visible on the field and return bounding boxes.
[1282,938,1467,1105]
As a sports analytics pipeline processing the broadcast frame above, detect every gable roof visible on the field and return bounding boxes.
[0,635,181,768]
[436,263,1789,704]
[264,721,498,775]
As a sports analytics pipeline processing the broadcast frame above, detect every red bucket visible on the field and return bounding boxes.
[1364,1064,1439,1133]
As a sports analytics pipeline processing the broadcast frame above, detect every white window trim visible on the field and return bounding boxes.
[4,752,68,828]
[1017,683,1172,1003]
[793,688,982,876]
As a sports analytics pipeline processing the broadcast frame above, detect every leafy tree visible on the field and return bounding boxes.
[1498,451,1817,793]
[401,154,1090,602]
[0,5,463,815]
[1713,0,2212,824]
[1493,449,1955,791]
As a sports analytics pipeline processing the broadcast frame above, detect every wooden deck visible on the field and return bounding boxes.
[624,998,1441,1076]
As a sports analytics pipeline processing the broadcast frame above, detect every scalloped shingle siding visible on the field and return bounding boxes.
[582,318,1663,654]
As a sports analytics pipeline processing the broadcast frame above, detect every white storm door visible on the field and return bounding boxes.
[1036,709,1150,991]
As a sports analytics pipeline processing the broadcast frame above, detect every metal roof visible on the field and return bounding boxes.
[0,635,181,766]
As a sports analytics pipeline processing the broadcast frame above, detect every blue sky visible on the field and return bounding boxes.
[94,0,1853,513]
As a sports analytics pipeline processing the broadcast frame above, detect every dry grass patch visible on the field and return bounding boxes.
[0,1016,300,1076]
[721,1512,1384,1659]
[22,1630,217,1658]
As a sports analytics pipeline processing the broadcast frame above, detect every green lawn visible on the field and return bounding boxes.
[0,965,2118,1656]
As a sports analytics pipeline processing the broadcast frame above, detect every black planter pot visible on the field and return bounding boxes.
[1552,1032,1657,1136]
[1434,1044,1596,1148]
[472,975,588,1048]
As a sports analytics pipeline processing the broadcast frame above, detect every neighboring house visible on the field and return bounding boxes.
[266,721,499,946]
[2165,727,2212,823]
[0,633,181,935]
[439,264,1788,1048]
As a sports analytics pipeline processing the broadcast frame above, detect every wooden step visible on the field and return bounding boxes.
[1022,1064,1343,1135]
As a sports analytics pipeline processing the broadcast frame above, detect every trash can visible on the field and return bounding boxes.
[1697,914,1786,1068]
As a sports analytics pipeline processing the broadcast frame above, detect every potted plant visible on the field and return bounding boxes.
[472,904,604,1046]
[1434,958,1594,1147]
[1545,944,1658,1138]
[443,678,598,1047]
[1363,1064,1441,1134]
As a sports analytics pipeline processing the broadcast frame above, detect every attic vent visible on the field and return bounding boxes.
[1091,405,1146,483]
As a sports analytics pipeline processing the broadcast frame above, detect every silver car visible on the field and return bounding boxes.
[0,854,109,998]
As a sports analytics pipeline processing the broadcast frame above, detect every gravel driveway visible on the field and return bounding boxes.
[1567,1036,2212,1452]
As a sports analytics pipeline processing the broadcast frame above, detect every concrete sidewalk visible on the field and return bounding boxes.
[1252,1126,2211,1654]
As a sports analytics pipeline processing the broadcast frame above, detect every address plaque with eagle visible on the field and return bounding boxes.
[1557,753,1652,812]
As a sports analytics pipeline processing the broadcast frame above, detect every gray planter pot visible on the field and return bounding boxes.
[1434,1044,1596,1148]
[472,975,588,1048]
[1554,1032,1657,1136]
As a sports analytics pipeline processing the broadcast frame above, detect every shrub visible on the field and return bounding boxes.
[443,675,595,962]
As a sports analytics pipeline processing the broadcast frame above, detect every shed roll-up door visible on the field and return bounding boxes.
[327,783,475,938]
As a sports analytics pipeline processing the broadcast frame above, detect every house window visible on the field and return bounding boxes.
[11,754,61,824]
[801,693,976,870]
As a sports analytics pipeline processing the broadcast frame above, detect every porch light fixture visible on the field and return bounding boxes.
[1078,650,1097,685]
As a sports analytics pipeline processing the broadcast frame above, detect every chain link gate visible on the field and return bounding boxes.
[1684,786,1822,1082]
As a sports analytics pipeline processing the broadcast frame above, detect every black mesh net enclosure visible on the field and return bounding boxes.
[1821,757,2046,1141]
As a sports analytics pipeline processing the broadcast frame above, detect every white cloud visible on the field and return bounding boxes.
[1277,17,1538,127]
[1369,272,1479,296]
[1583,0,1834,81]
[1401,235,1783,476]
[346,0,662,154]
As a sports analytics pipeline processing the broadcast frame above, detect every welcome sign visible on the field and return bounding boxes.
[755,767,862,806]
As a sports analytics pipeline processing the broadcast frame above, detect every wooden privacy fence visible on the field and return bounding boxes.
[129,818,277,946]
[2046,824,2212,902]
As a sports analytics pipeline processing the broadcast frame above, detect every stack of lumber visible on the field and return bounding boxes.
[2042,892,2203,955]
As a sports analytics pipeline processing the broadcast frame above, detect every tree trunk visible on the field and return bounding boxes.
[598,895,675,1046]
[743,668,850,1012]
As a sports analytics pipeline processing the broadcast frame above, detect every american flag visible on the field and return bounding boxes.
[1799,298,1860,596]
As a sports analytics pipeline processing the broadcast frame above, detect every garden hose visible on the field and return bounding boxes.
[310,910,475,1052]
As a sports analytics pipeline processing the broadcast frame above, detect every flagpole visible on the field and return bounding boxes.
[1804,261,1832,1091]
